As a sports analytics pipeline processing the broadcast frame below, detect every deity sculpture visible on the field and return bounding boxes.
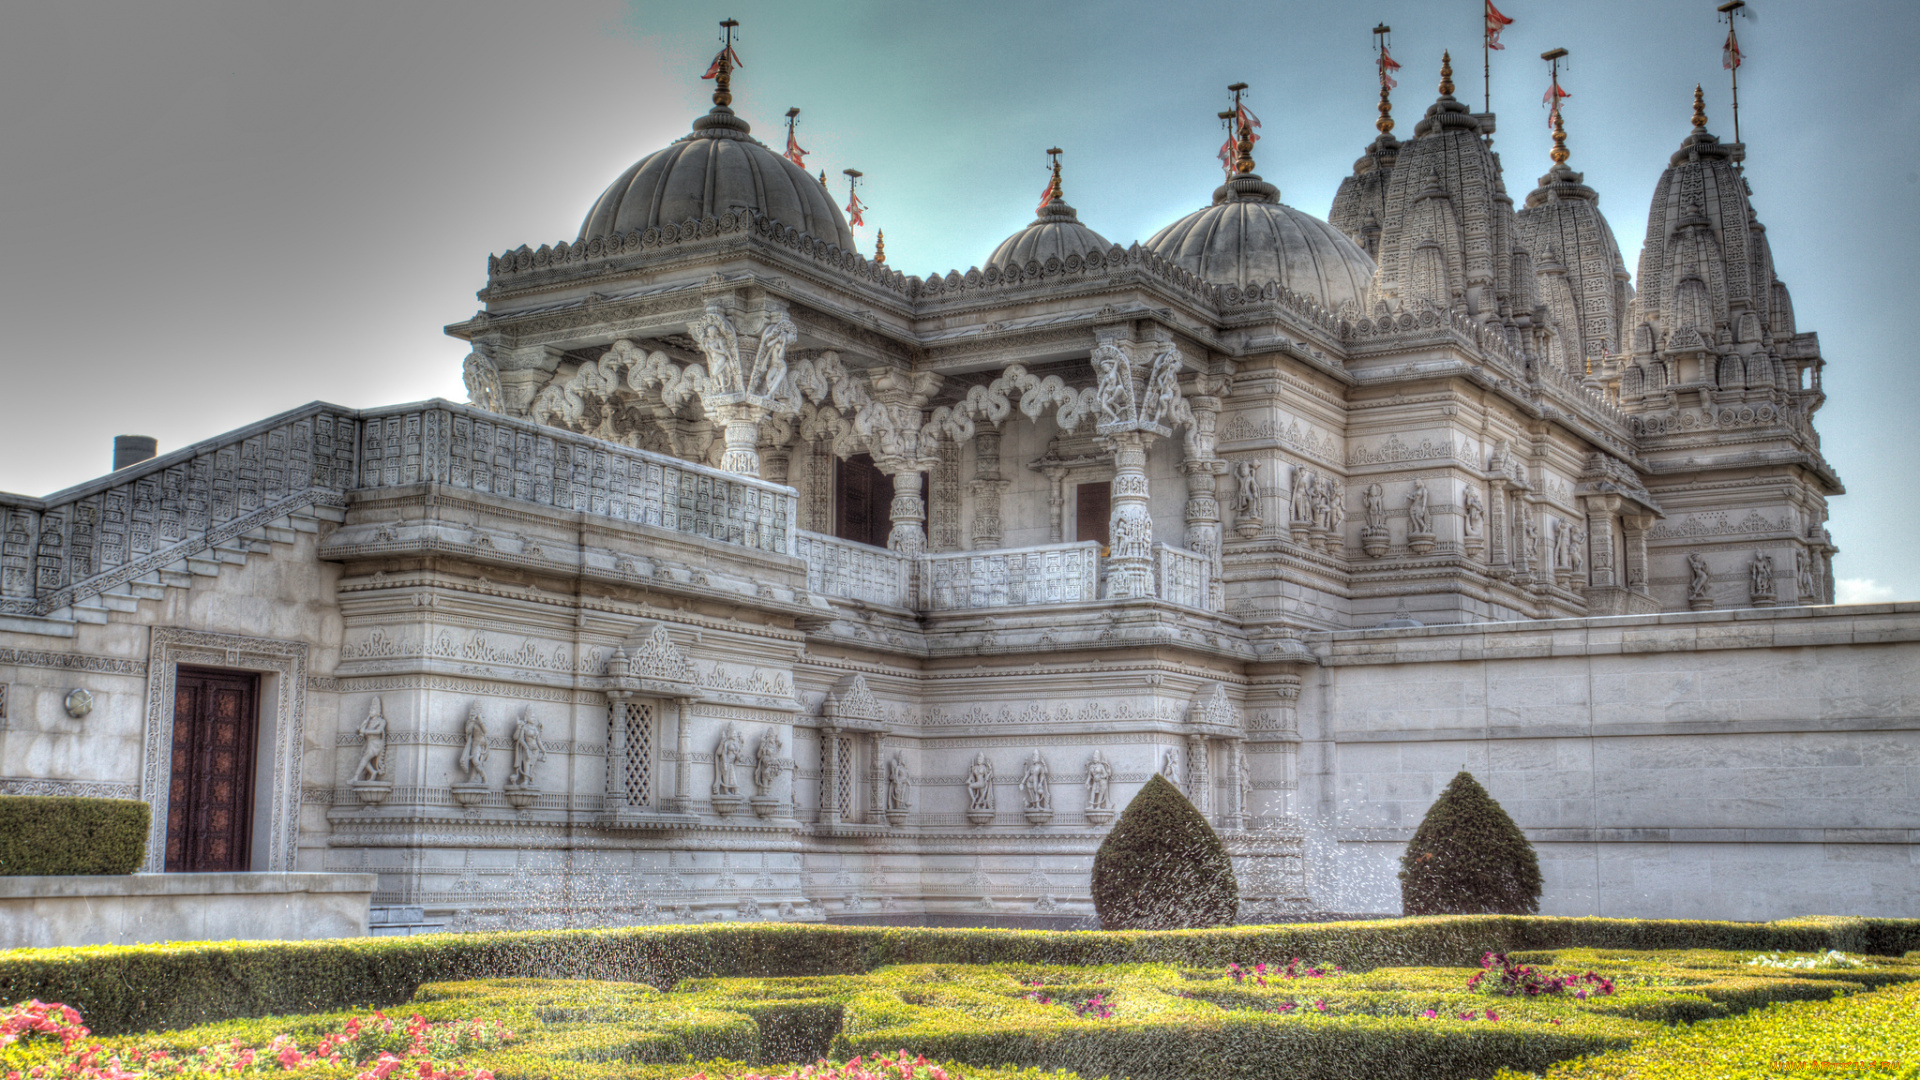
[1687,552,1713,601]
[1796,548,1816,598]
[509,712,546,787]
[1310,473,1333,530]
[1232,459,1260,515]
[965,753,994,811]
[1406,479,1431,534]
[752,731,784,797]
[1363,483,1386,529]
[1161,748,1180,783]
[1750,550,1775,599]
[1019,750,1051,811]
[1327,478,1347,532]
[887,752,912,811]
[1290,467,1315,523]
[352,696,388,784]
[1569,525,1587,573]
[1085,750,1113,811]
[1462,486,1485,534]
[711,723,746,796]
[458,704,489,785]
[1552,517,1571,569]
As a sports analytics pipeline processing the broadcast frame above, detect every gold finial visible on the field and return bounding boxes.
[1692,84,1708,130]
[710,19,740,108]
[1045,147,1064,203]
[1228,82,1255,175]
[1439,51,1454,97]
[819,169,828,189]
[1549,108,1569,165]
[874,229,885,264]
[1378,85,1395,135]
[1374,23,1397,135]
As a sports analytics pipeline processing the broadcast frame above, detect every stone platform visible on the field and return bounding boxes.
[0,873,375,949]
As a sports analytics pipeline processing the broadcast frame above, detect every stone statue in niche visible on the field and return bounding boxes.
[1310,473,1332,531]
[1237,753,1253,819]
[1569,525,1587,576]
[1290,467,1315,524]
[1750,550,1776,606]
[1020,750,1052,825]
[350,696,392,806]
[1360,483,1390,558]
[887,752,912,811]
[1161,749,1180,784]
[1232,459,1262,537]
[505,711,546,808]
[1085,751,1113,812]
[1551,517,1571,570]
[352,697,388,784]
[711,724,745,797]
[965,753,995,824]
[1093,344,1134,427]
[1463,486,1485,535]
[1406,479,1432,534]
[451,704,490,808]
[1328,478,1347,534]
[1796,548,1816,599]
[752,731,783,797]
[1687,552,1713,608]
[458,705,489,785]
[1520,508,1541,573]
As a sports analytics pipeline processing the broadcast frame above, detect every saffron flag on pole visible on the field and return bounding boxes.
[845,192,866,228]
[701,44,743,80]
[1723,26,1743,70]
[785,129,807,168]
[1379,44,1402,89]
[1485,0,1514,50]
[1543,77,1569,125]
[1038,178,1055,216]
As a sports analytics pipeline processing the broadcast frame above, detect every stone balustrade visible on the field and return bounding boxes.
[795,531,913,609]
[920,541,1100,612]
[0,400,798,618]
[1153,542,1213,611]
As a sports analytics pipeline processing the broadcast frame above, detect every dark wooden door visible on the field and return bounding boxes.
[836,454,926,550]
[166,667,260,872]
[1076,481,1112,552]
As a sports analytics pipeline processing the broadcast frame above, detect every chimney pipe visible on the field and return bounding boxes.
[113,435,158,471]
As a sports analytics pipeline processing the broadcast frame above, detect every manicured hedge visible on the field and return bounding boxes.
[6,916,1920,1037]
[26,951,1920,1080]
[1490,977,1920,1079]
[0,796,149,876]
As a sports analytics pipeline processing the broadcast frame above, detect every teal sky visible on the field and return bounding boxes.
[0,0,1913,602]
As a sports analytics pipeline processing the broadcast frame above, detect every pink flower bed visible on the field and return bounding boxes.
[2,1002,512,1080]
[679,1051,955,1080]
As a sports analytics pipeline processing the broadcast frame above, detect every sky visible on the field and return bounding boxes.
[0,0,1914,602]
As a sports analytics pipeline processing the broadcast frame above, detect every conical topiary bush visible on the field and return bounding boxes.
[1399,770,1542,915]
[1091,773,1238,929]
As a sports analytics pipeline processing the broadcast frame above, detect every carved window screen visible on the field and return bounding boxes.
[623,701,654,808]
[835,736,856,823]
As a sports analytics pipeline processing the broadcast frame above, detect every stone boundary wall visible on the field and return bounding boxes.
[0,872,374,948]
[1300,603,1920,920]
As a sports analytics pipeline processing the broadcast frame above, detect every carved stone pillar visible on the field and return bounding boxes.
[1043,465,1068,544]
[668,701,693,814]
[1105,430,1155,599]
[1623,514,1653,595]
[867,731,886,819]
[1487,484,1511,575]
[604,695,628,811]
[493,343,565,418]
[1180,383,1228,611]
[862,369,943,556]
[1227,738,1247,830]
[969,429,1009,549]
[1583,494,1619,588]
[1185,733,1210,816]
[688,296,799,476]
[819,725,841,826]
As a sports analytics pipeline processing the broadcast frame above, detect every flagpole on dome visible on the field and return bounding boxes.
[1374,24,1400,136]
[1541,47,1569,140]
[1215,82,1260,180]
[842,168,866,253]
[1484,0,1514,115]
[1037,148,1064,217]
[701,18,743,109]
[783,108,808,169]
[1716,0,1748,145]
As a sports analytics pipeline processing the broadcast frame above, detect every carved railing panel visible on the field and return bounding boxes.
[795,531,912,608]
[920,541,1100,612]
[1153,542,1213,611]
[0,400,797,618]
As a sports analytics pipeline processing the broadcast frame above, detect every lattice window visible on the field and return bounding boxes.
[623,701,654,808]
[836,736,856,823]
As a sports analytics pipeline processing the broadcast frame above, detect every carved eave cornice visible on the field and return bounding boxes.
[1236,334,1354,386]
[1641,445,1844,494]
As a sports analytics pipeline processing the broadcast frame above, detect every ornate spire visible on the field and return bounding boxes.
[1229,82,1255,175]
[874,229,886,264]
[709,19,740,109]
[1692,84,1708,130]
[1550,108,1569,165]
[1374,23,1398,135]
[1045,147,1064,204]
[1439,51,1455,98]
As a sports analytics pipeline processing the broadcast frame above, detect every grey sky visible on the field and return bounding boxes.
[1,0,1914,601]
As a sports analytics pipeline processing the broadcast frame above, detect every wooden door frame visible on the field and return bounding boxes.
[140,629,309,873]
[167,666,262,872]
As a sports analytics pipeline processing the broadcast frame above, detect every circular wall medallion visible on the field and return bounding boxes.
[64,688,94,719]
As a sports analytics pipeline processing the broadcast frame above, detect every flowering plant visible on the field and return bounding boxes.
[1020,984,1114,1019]
[1466,953,1615,999]
[1224,959,1342,986]
[2,1004,512,1080]
[678,1050,954,1080]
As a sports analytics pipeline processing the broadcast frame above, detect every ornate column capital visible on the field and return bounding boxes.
[688,298,801,475]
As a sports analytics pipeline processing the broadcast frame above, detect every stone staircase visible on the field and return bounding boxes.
[0,503,344,639]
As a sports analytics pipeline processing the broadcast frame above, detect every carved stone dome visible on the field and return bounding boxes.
[579,105,854,248]
[988,192,1110,267]
[1146,174,1376,309]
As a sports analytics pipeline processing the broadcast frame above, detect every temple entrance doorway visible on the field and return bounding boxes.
[165,667,261,872]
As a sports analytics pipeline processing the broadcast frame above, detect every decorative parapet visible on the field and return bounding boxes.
[1153,543,1213,611]
[795,531,912,609]
[0,399,798,619]
[920,542,1099,612]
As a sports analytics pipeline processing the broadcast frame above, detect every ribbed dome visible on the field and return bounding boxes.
[579,106,854,248]
[988,193,1110,267]
[1146,175,1376,309]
